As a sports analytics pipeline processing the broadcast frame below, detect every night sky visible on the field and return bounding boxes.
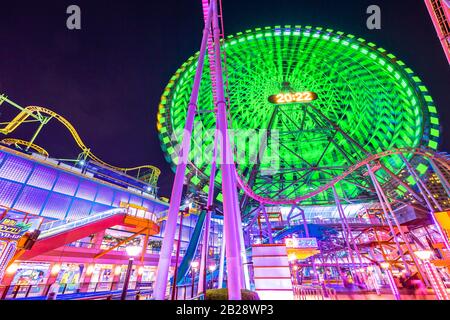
[0,0,449,197]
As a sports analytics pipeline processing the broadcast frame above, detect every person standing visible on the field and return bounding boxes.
[46,282,60,300]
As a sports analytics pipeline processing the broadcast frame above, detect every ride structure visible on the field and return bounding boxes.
[153,0,245,300]
[0,95,161,187]
[158,25,441,207]
[155,1,450,301]
[425,0,450,64]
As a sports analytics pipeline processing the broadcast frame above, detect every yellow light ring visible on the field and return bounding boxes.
[1,106,161,184]
[1,138,49,157]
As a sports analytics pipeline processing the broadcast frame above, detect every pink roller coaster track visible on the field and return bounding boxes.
[234,148,450,205]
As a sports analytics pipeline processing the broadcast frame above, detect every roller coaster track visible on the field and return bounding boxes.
[0,106,161,184]
[235,148,450,205]
[0,138,49,157]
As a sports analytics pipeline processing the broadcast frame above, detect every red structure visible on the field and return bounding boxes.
[425,0,450,64]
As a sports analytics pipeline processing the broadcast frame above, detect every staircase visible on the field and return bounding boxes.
[252,244,294,300]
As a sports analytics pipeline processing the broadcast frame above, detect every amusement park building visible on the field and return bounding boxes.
[0,145,223,299]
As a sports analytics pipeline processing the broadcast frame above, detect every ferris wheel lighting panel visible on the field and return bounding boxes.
[157,25,441,204]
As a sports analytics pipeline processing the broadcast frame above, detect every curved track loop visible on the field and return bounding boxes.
[1,138,49,157]
[0,106,161,184]
[234,148,450,205]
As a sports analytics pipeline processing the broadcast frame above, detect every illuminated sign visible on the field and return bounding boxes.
[285,237,318,249]
[0,219,32,241]
[434,211,450,230]
[268,91,318,105]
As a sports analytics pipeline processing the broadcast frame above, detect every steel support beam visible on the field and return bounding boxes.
[153,4,213,300]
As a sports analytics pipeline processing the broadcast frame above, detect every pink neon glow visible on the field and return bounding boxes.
[234,148,450,205]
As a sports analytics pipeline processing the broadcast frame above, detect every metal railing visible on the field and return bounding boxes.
[173,283,198,300]
[38,207,159,240]
[293,285,337,300]
[38,208,127,238]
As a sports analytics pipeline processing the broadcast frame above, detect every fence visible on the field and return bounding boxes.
[293,285,337,300]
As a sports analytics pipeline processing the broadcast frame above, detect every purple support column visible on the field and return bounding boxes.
[233,184,250,289]
[244,208,262,233]
[211,0,242,300]
[366,166,412,274]
[337,195,366,273]
[384,267,401,300]
[332,186,360,283]
[299,207,309,238]
[367,164,430,285]
[198,134,218,294]
[287,205,296,226]
[218,229,226,289]
[400,154,450,251]
[299,207,319,284]
[260,205,274,244]
[153,4,213,300]
[400,154,442,211]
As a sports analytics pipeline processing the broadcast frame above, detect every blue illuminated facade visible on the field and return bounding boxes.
[0,146,169,221]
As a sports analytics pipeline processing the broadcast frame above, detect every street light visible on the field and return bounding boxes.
[51,264,61,276]
[207,265,217,290]
[121,245,141,300]
[86,264,95,276]
[6,263,19,275]
[191,261,199,299]
[171,209,189,300]
[414,250,449,300]
[380,262,401,300]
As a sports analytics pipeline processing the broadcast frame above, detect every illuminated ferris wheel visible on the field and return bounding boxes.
[157,25,441,208]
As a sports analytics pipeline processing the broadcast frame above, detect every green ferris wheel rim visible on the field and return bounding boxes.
[157,25,440,205]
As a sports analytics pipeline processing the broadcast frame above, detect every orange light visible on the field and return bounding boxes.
[380,262,390,270]
[114,266,122,276]
[6,263,19,274]
[288,253,298,262]
[138,267,144,275]
[51,264,61,275]
[86,265,95,276]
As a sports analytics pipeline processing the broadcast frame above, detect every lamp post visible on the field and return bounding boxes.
[171,208,188,301]
[207,265,217,292]
[415,250,449,300]
[380,262,400,300]
[121,245,141,300]
[191,261,199,299]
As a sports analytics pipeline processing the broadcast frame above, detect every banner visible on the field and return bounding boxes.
[0,218,32,241]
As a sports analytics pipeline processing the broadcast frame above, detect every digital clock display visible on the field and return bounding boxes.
[268,91,318,105]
